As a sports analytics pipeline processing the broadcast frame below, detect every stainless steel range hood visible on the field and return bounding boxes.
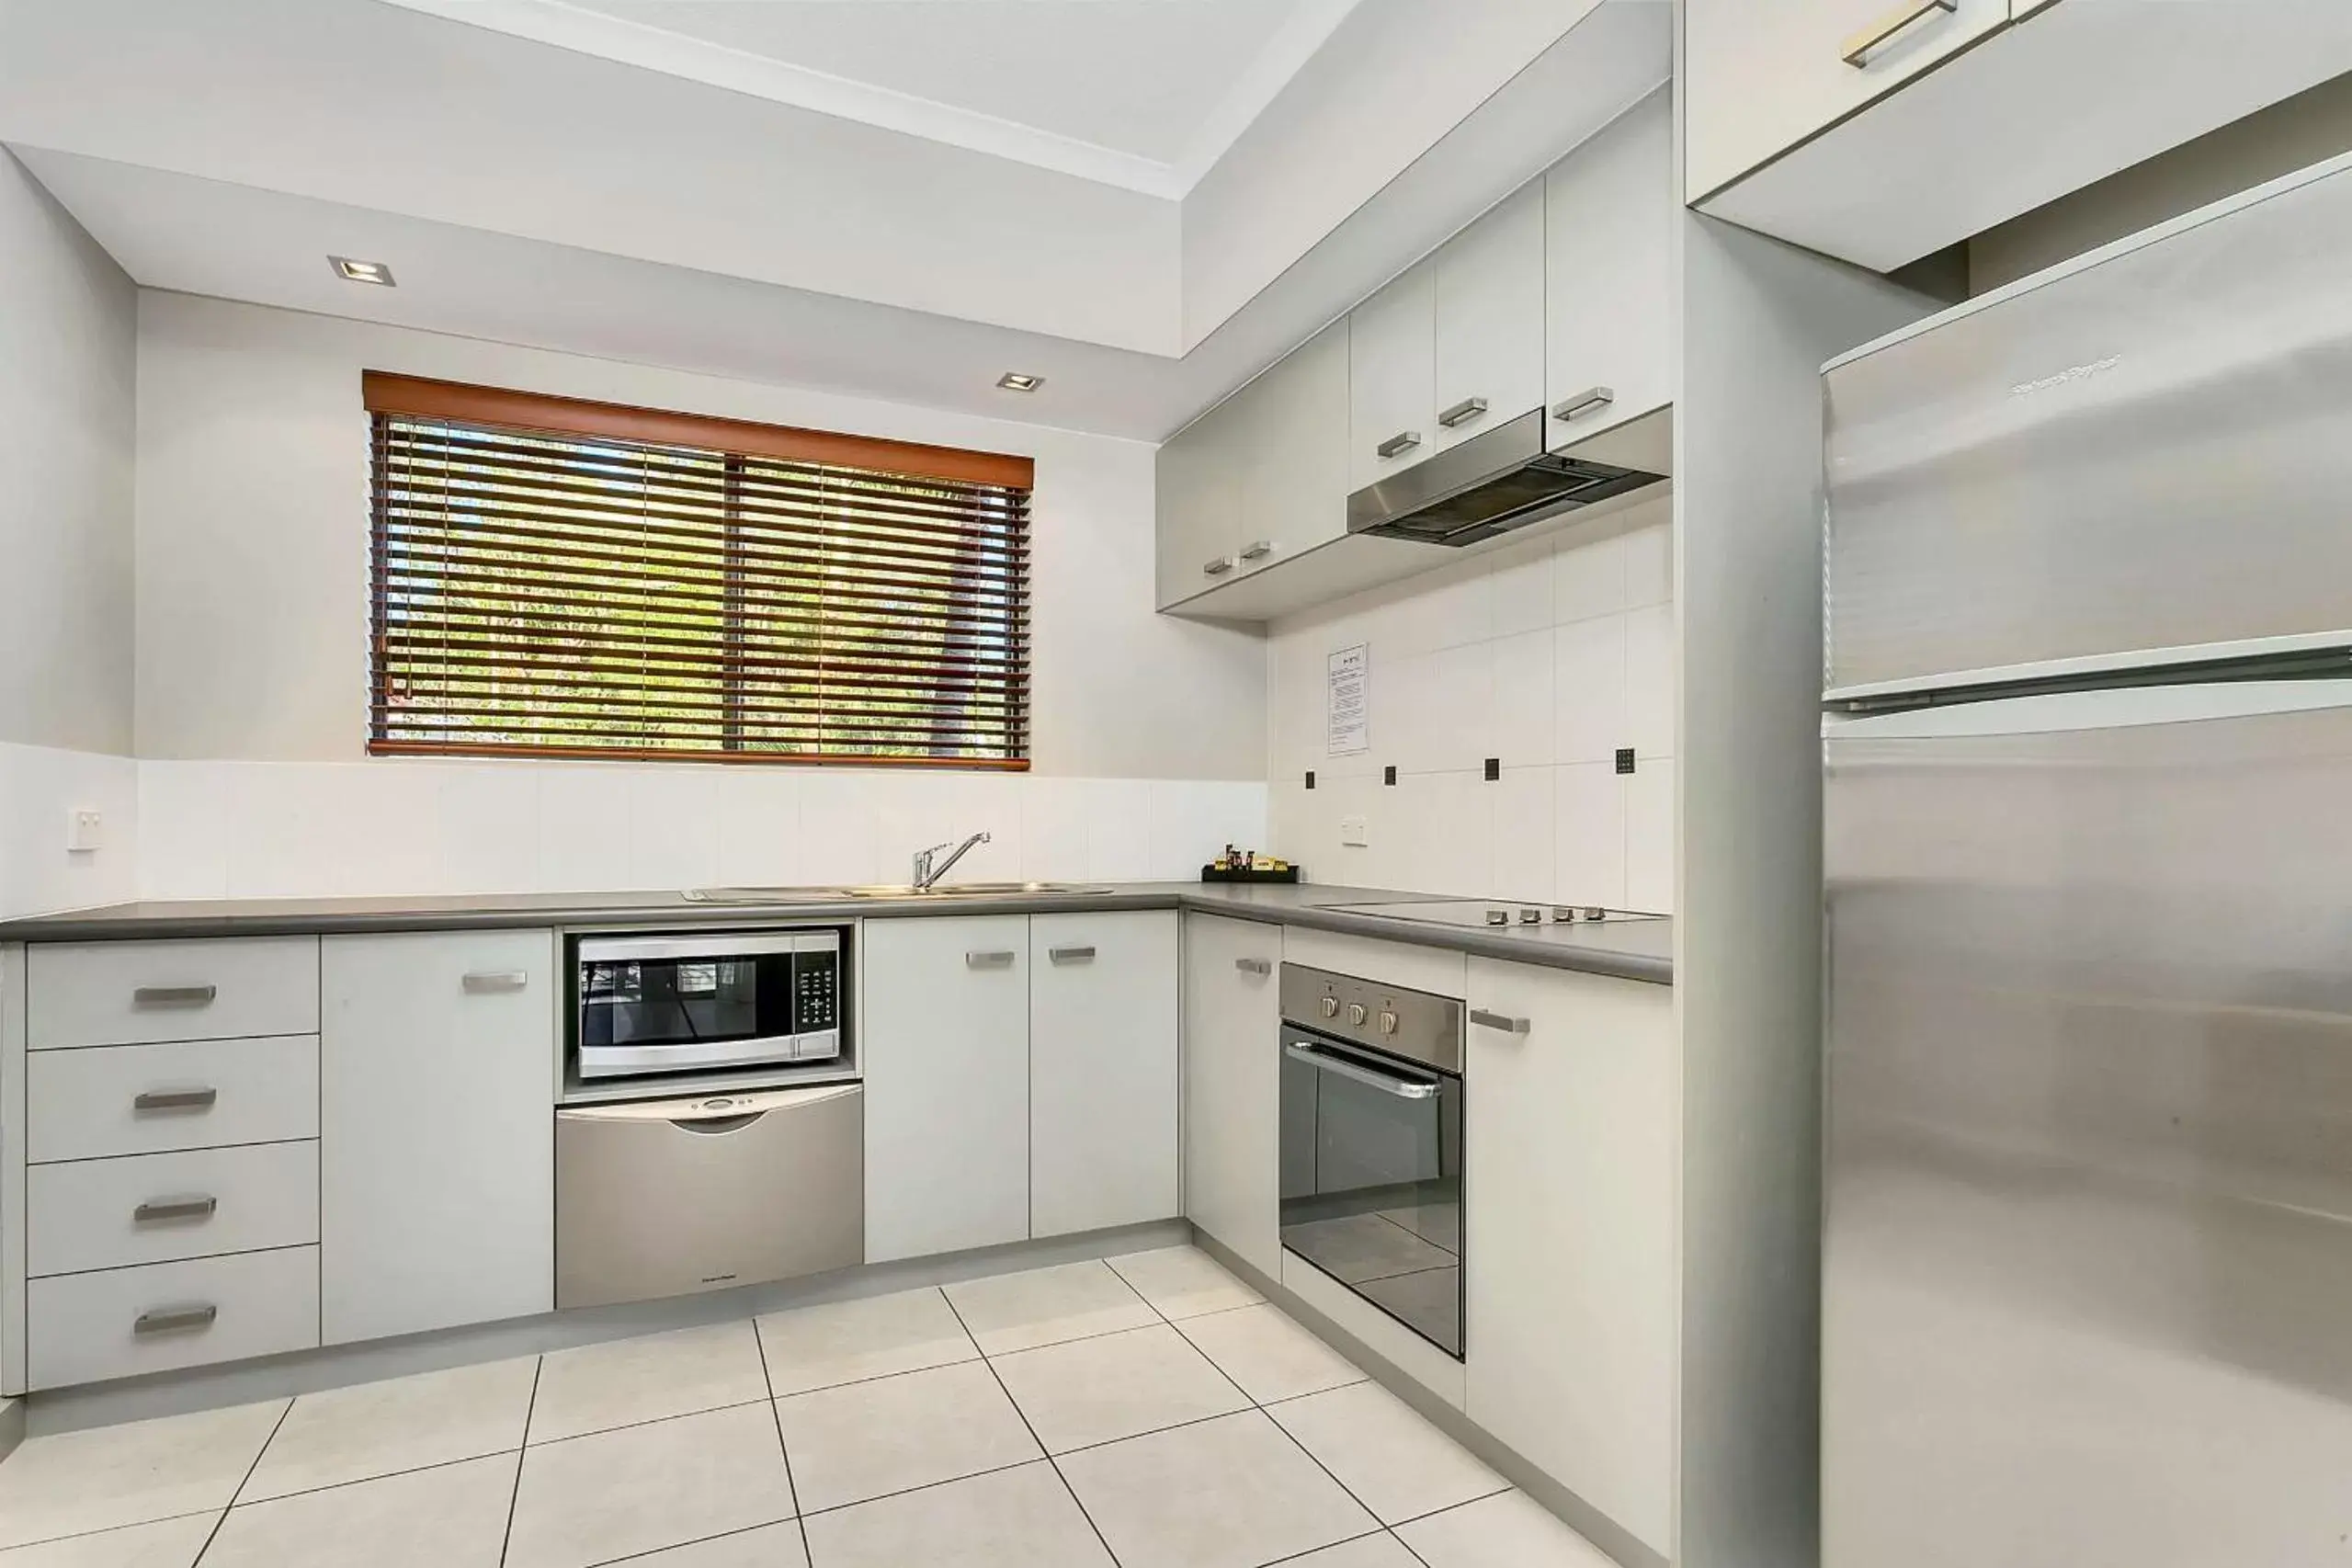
[1346,403,1670,547]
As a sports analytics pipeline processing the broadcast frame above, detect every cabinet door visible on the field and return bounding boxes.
[1547,90,1676,448]
[862,915,1030,1263]
[1030,912,1179,1237]
[1156,395,1244,608]
[1432,182,1547,457]
[1463,959,1676,1555]
[1181,915,1282,1278]
[1347,259,1437,493]
[1684,0,2007,200]
[1237,320,1352,575]
[321,930,555,1345]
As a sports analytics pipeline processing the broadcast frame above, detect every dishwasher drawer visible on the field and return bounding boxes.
[556,1083,862,1311]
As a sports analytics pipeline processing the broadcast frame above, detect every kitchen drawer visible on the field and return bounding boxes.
[29,1142,320,1278]
[29,937,320,1050]
[28,1245,320,1391]
[28,1034,320,1163]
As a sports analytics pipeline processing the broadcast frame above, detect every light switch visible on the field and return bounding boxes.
[1339,815,1369,847]
[66,808,103,853]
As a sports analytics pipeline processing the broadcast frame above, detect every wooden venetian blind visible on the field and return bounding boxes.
[363,374,1032,769]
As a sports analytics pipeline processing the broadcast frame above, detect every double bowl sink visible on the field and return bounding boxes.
[684,881,1114,904]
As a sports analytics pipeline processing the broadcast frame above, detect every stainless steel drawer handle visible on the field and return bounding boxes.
[1842,0,1956,66]
[132,1086,219,1114]
[1239,540,1274,562]
[462,970,529,994]
[133,1303,218,1336]
[133,1196,219,1225]
[1470,1008,1532,1036]
[1234,957,1272,977]
[1203,556,1237,576]
[1437,397,1488,429]
[132,984,216,1008]
[1551,386,1616,423]
[1284,1040,1440,1100]
[965,949,1017,970]
[1048,946,1096,964]
[1377,430,1422,460]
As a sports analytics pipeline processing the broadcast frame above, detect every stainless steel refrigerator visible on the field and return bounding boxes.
[1821,150,2352,1567]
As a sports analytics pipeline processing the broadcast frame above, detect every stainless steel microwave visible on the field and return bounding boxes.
[572,928,845,1081]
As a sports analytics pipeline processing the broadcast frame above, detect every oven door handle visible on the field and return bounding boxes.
[1283,1040,1440,1100]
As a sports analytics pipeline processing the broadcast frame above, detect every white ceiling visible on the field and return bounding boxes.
[379,0,1364,197]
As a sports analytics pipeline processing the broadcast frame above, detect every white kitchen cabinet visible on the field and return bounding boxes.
[1155,388,1246,609]
[1181,914,1282,1278]
[1346,258,1437,493]
[1431,183,1547,456]
[1239,321,1351,576]
[1546,88,1675,446]
[321,929,556,1345]
[1463,958,1676,1555]
[1684,0,2008,202]
[862,914,1031,1263]
[1029,911,1179,1238]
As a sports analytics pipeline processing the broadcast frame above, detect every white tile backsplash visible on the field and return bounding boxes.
[0,743,141,918]
[1267,496,1675,913]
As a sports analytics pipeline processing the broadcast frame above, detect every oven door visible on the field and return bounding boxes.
[575,932,837,1080]
[1278,1023,1464,1358]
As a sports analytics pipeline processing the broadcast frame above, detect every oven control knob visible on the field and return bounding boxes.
[1346,1002,1368,1027]
[1380,1009,1399,1035]
[1320,995,1340,1019]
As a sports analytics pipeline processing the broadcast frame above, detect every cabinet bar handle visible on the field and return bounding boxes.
[1048,946,1096,964]
[133,1196,219,1224]
[1234,957,1272,976]
[966,949,1017,969]
[1377,430,1422,460]
[1470,1008,1532,1036]
[1437,397,1489,429]
[1203,555,1237,577]
[132,984,216,1008]
[1551,386,1616,423]
[462,970,529,994]
[1239,540,1274,561]
[134,1303,218,1336]
[1842,0,1957,66]
[132,1086,219,1113]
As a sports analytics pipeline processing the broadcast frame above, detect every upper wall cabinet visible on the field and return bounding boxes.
[1431,184,1548,460]
[1346,260,1437,494]
[1548,88,1674,447]
[1688,0,2352,273]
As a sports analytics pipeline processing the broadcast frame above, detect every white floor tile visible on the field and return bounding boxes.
[0,1400,286,1550]
[1279,1535,1423,1567]
[622,1522,810,1566]
[505,1403,796,1568]
[1175,1304,1367,1405]
[775,1361,1039,1514]
[1267,1381,1503,1527]
[0,1514,216,1568]
[799,1460,1111,1568]
[941,1261,1156,1355]
[1394,1490,1618,1567]
[240,1358,536,1502]
[756,1288,979,1398]
[528,1321,768,1445]
[1056,1409,1375,1568]
[200,1451,517,1568]
[1103,1246,1260,1320]
[989,1324,1248,1455]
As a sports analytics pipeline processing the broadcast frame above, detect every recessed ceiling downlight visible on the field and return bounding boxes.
[995,372,1044,392]
[330,256,396,287]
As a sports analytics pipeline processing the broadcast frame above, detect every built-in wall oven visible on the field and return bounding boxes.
[572,927,846,1081]
[1278,964,1465,1358]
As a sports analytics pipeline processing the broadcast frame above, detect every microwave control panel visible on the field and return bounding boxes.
[790,934,841,1052]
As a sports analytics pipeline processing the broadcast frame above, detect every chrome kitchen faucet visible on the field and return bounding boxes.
[911,831,990,892]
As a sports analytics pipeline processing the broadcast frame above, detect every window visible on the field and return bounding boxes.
[364,373,1031,768]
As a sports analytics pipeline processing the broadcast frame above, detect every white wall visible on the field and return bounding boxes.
[131,293,1267,899]
[1264,497,1675,910]
[0,150,139,916]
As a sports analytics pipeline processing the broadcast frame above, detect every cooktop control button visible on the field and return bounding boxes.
[1346,1002,1368,1027]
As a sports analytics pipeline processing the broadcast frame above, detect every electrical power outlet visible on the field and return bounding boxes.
[1339,815,1369,847]
[66,808,103,853]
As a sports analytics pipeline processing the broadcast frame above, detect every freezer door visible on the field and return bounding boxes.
[1823,683,2352,1568]
[1824,153,2352,697]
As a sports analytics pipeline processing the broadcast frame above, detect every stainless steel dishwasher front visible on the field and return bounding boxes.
[555,1082,863,1310]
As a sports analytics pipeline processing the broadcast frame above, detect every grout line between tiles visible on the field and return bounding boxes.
[749,1299,815,1567]
[526,1392,775,1452]
[495,1356,542,1568]
[193,1394,293,1563]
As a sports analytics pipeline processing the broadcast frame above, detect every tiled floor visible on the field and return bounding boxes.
[0,1245,1618,1568]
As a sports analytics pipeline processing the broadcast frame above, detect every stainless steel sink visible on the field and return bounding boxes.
[684,881,1113,903]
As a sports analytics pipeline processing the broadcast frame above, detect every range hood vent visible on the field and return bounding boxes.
[1345,406,1667,547]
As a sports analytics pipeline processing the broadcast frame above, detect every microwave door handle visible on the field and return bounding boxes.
[1283,1040,1440,1100]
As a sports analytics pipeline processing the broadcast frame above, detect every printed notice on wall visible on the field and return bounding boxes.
[1326,643,1369,756]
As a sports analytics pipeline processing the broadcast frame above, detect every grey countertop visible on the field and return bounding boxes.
[0,882,1673,985]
